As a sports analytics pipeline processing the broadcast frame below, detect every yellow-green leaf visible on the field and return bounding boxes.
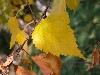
[66,0,80,11]
[32,0,86,60]
[8,17,21,48]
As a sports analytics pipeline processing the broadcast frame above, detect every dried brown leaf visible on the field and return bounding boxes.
[86,48,100,71]
[15,66,37,75]
[32,53,62,75]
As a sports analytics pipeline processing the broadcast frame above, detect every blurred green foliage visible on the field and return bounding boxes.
[0,0,100,75]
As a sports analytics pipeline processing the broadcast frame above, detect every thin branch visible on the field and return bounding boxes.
[24,3,37,31]
[15,7,24,17]
[16,37,29,53]
[38,0,51,23]
[24,19,36,29]
[30,0,51,35]
[28,4,36,20]
[63,61,91,64]
[22,49,30,57]
[84,40,100,51]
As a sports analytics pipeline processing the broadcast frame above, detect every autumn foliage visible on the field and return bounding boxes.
[1,0,99,75]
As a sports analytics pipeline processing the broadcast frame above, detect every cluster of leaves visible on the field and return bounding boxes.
[7,0,86,60]
[0,0,86,74]
[1,0,99,75]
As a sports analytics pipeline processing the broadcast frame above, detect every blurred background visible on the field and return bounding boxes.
[0,0,100,75]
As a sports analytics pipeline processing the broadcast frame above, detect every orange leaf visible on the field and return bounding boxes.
[32,53,62,75]
[20,57,31,66]
[15,66,37,75]
[86,48,100,71]
[92,48,100,66]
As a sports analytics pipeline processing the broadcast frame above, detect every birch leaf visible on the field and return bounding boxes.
[28,0,34,4]
[16,30,27,45]
[8,17,27,48]
[8,17,21,48]
[32,0,86,60]
[66,0,80,11]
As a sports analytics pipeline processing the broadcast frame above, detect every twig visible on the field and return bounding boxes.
[38,0,51,23]
[24,3,37,31]
[24,19,36,29]
[84,40,100,51]
[15,7,24,17]
[15,37,29,53]
[22,49,30,57]
[30,0,51,35]
[64,61,91,64]
[28,4,36,20]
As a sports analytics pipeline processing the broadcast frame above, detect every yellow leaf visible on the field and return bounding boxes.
[32,0,86,60]
[12,0,23,5]
[24,14,33,22]
[66,0,80,11]
[8,17,21,48]
[16,30,29,60]
[8,17,27,48]
[28,0,34,5]
[16,30,28,57]
[16,30,27,45]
